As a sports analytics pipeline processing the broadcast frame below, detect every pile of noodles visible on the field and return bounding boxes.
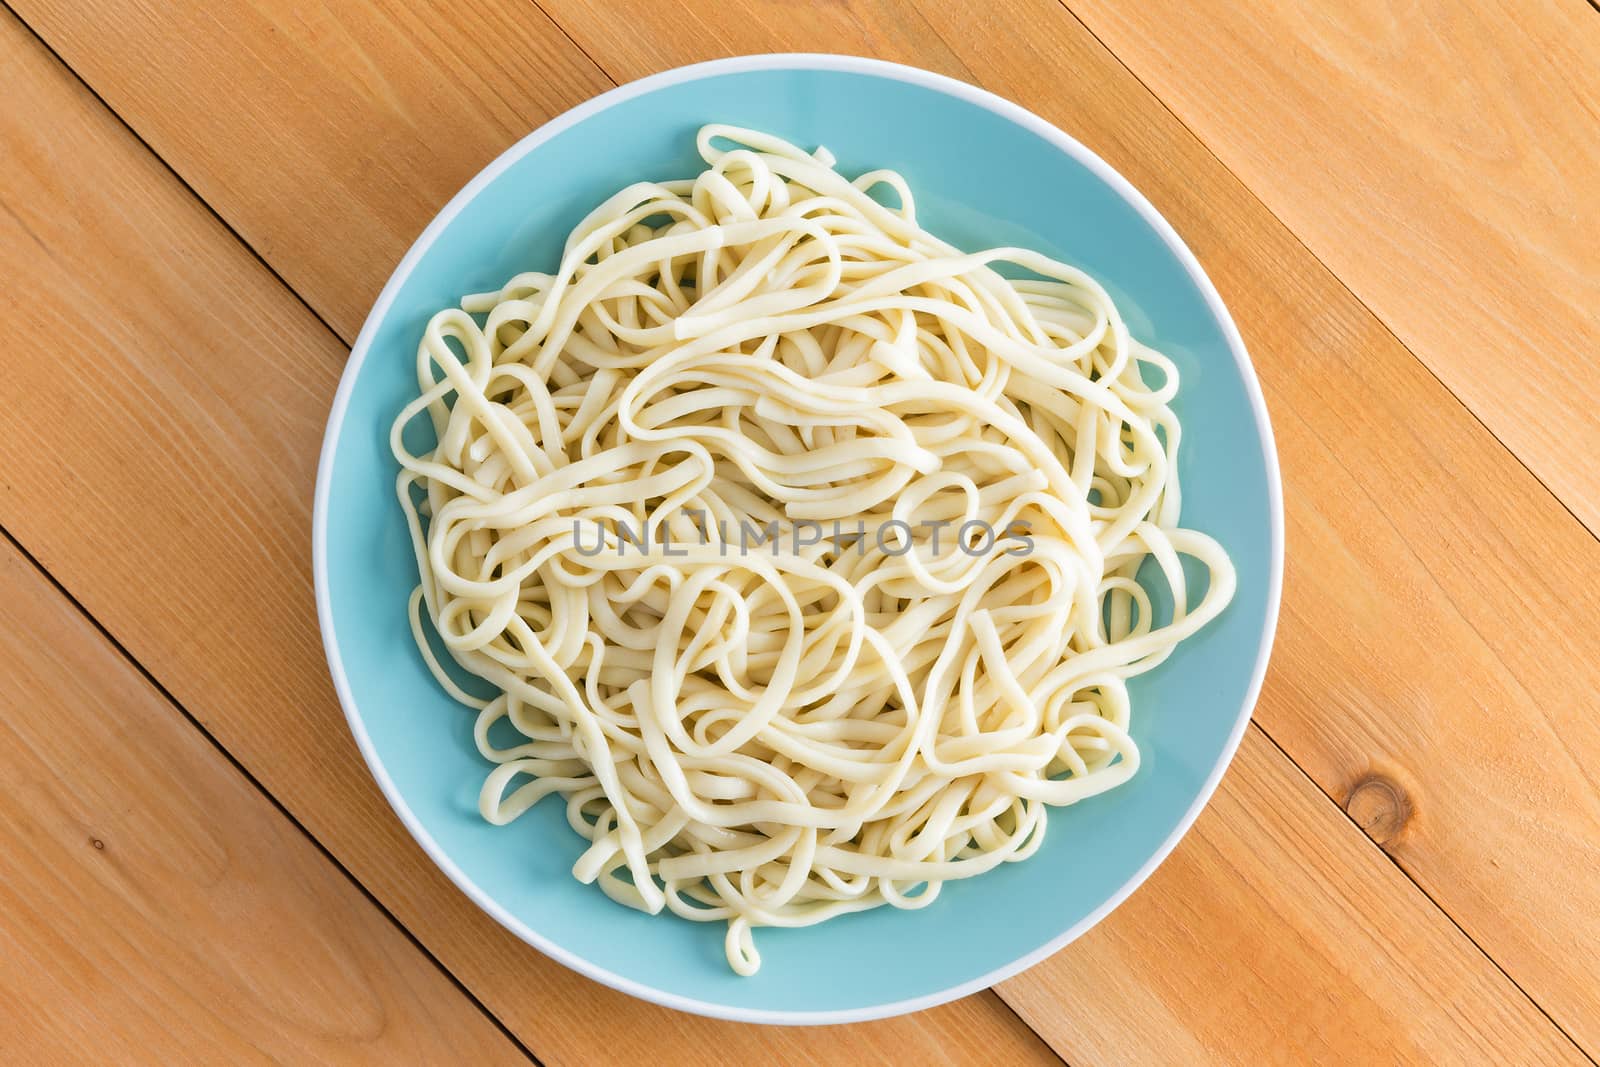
[391,126,1235,974]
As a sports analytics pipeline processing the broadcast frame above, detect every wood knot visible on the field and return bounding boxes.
[1346,774,1412,845]
[90,837,105,851]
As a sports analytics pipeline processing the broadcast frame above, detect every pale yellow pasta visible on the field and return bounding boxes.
[391,125,1235,975]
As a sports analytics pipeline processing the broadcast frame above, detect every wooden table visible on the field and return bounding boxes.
[2,1,1595,1062]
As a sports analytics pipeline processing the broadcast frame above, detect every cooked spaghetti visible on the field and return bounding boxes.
[391,125,1235,975]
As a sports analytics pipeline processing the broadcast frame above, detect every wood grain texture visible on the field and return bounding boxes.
[4,0,1596,1060]
[527,0,1600,1053]
[998,728,1581,1066]
[8,0,614,340]
[0,11,1056,1066]
[0,544,526,1063]
[4,0,1594,1063]
[1058,0,1600,533]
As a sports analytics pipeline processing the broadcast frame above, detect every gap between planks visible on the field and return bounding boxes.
[0,510,543,1065]
[0,1,349,365]
[1046,0,1600,555]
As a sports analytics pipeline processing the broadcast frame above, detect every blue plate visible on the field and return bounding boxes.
[314,55,1282,1024]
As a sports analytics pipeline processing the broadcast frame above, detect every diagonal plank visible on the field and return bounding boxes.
[0,539,527,1063]
[1056,0,1600,534]
[7,0,615,341]
[0,11,1060,1065]
[2,3,1593,1065]
[524,0,1600,1052]
[998,726,1579,1064]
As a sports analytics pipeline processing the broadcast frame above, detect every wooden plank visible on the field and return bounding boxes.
[998,728,1580,1065]
[7,0,614,341]
[0,546,526,1062]
[519,0,1600,1054]
[1058,0,1600,533]
[0,12,1059,1066]
[3,4,1593,1066]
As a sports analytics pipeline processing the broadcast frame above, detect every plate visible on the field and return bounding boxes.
[313,54,1283,1024]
